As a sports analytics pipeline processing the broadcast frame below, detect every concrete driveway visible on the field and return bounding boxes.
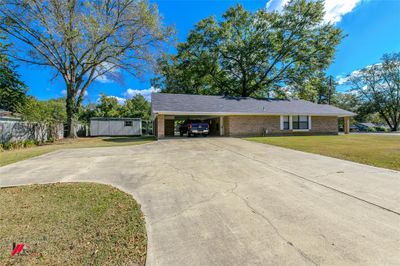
[1,138,400,265]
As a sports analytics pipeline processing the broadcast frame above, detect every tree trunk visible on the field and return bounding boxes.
[66,93,77,138]
[392,121,399,132]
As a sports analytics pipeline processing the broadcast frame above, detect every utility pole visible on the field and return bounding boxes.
[328,76,333,105]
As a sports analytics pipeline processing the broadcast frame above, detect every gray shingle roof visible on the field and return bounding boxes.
[151,93,355,117]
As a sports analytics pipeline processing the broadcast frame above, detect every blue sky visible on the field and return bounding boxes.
[16,0,400,102]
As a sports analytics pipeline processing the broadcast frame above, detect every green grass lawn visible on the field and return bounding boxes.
[0,183,147,265]
[0,136,155,167]
[245,134,400,171]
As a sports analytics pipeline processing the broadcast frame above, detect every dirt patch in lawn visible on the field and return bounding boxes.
[0,183,147,265]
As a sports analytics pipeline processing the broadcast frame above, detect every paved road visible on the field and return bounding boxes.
[349,132,400,136]
[1,138,400,265]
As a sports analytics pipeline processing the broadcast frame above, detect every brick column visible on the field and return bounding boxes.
[344,116,350,134]
[157,114,165,138]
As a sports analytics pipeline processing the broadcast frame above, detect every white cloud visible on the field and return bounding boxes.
[336,75,349,85]
[324,0,362,23]
[337,62,382,85]
[266,0,289,12]
[336,69,362,85]
[95,75,113,84]
[94,62,119,84]
[123,87,160,100]
[265,0,364,24]
[109,96,126,104]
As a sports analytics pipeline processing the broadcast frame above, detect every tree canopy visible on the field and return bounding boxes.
[347,53,400,131]
[78,93,151,123]
[0,0,172,137]
[120,94,151,120]
[0,35,27,112]
[21,97,67,125]
[152,0,342,98]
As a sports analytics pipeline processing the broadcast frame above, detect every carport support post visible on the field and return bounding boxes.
[156,115,165,138]
[344,116,350,134]
[219,116,224,136]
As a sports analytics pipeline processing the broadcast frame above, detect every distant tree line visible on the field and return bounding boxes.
[78,94,151,123]
[326,53,400,131]
[345,53,400,131]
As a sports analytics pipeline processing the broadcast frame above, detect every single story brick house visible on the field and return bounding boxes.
[151,93,355,138]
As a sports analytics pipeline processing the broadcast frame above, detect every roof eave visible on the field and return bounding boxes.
[152,110,356,117]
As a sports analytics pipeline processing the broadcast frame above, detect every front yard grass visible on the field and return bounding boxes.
[245,134,400,171]
[0,183,147,265]
[0,136,155,167]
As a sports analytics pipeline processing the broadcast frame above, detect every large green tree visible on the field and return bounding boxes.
[121,94,151,120]
[348,53,400,131]
[152,1,342,97]
[292,74,336,104]
[0,35,27,112]
[0,0,172,137]
[95,93,121,118]
[20,97,67,141]
[22,97,67,124]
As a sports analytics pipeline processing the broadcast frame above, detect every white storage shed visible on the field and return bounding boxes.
[90,118,142,136]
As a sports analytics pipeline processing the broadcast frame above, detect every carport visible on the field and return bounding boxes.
[155,114,225,137]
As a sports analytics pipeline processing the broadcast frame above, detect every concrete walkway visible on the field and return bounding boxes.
[1,138,400,265]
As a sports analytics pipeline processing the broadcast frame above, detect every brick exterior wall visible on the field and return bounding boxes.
[165,119,175,136]
[310,116,338,134]
[224,116,280,137]
[224,115,338,137]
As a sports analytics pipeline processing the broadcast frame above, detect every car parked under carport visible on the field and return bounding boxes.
[163,115,223,137]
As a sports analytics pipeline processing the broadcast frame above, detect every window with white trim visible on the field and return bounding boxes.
[292,115,309,130]
[283,116,290,130]
[281,115,311,130]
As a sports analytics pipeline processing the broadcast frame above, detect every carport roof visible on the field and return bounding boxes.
[151,93,355,117]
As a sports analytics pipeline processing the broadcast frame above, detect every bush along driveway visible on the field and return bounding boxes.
[1,138,400,265]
